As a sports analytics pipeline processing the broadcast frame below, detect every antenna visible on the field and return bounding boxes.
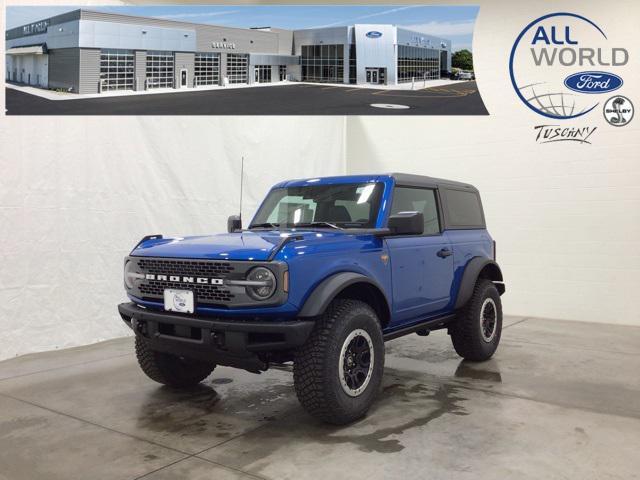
[239,156,244,221]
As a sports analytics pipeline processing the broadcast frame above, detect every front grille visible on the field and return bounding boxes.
[139,281,234,303]
[137,258,234,276]
[137,258,236,305]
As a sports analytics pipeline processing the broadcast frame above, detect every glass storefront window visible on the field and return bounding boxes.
[255,65,271,83]
[397,45,441,83]
[301,43,345,83]
[349,44,357,84]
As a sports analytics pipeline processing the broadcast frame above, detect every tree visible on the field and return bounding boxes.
[452,49,474,71]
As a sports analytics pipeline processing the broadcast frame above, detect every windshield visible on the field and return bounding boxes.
[250,183,383,229]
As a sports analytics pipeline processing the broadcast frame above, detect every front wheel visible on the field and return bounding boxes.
[293,299,384,425]
[450,279,503,361]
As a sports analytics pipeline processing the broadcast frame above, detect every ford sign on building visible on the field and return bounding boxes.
[5,10,452,94]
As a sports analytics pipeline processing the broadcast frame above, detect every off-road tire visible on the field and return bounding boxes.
[293,299,384,425]
[135,336,216,388]
[450,278,502,361]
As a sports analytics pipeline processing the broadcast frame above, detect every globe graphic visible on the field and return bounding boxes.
[518,82,596,119]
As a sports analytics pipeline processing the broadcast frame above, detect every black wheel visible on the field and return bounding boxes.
[293,299,384,425]
[450,279,502,361]
[135,336,216,388]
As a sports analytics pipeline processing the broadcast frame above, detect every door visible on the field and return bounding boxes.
[180,69,187,87]
[366,68,381,84]
[385,187,454,325]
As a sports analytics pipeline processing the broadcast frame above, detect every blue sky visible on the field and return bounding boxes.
[6,5,478,51]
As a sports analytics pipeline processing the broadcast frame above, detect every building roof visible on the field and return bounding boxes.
[7,9,452,44]
[6,8,286,39]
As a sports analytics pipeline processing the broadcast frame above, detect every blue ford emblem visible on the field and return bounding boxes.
[564,71,623,94]
[366,31,382,39]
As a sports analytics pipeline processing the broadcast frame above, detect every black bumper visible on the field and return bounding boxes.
[118,302,314,371]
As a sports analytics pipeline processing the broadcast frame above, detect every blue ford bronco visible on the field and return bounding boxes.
[119,173,505,424]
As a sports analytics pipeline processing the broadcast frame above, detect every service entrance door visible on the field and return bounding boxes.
[180,69,188,87]
[366,68,381,84]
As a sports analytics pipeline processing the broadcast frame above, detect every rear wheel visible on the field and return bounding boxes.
[450,279,502,361]
[293,299,384,425]
[135,336,216,388]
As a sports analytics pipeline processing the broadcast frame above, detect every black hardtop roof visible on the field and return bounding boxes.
[387,173,478,191]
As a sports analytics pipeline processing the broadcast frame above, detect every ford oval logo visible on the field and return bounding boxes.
[564,71,623,94]
[366,31,383,39]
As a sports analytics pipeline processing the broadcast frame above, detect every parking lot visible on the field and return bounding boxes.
[5,81,487,115]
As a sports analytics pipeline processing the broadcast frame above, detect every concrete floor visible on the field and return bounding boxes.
[1,316,639,480]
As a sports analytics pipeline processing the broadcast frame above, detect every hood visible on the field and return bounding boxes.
[131,230,360,261]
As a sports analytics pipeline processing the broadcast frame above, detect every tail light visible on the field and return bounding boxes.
[493,240,497,260]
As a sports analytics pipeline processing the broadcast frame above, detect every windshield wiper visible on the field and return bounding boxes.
[249,222,281,229]
[294,222,341,230]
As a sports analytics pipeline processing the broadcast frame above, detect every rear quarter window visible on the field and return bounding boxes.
[444,189,485,228]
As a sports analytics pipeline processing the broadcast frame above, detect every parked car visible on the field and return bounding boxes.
[458,70,475,80]
[119,173,505,424]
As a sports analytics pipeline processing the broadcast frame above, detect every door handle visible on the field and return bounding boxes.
[437,248,453,258]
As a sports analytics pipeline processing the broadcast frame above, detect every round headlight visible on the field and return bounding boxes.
[124,260,139,289]
[246,267,276,300]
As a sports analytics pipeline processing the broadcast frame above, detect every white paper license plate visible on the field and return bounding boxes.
[164,289,194,314]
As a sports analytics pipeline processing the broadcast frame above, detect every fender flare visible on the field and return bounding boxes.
[454,257,505,310]
[298,272,389,318]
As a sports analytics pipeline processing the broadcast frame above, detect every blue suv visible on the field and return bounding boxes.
[119,173,505,424]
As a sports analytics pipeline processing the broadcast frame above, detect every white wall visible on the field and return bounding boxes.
[1,0,639,364]
[345,1,640,327]
[346,117,639,326]
[0,117,346,360]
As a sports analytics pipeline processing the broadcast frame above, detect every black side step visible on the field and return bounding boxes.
[383,314,457,341]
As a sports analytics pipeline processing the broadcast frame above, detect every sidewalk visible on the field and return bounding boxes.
[302,78,466,91]
[4,80,297,101]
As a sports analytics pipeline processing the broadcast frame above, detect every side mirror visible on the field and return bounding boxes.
[387,211,424,235]
[227,215,242,233]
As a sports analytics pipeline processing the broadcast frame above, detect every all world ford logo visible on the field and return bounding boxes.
[564,71,623,94]
[366,31,383,39]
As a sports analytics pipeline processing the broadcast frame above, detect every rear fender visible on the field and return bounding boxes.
[454,257,505,309]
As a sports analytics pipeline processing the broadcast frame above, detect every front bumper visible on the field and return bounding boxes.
[118,302,314,371]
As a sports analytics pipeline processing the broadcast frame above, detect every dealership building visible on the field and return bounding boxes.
[5,9,452,94]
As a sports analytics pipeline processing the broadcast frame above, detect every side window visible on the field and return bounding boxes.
[390,187,440,235]
[444,189,484,227]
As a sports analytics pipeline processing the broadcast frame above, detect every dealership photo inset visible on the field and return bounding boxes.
[4,5,486,115]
